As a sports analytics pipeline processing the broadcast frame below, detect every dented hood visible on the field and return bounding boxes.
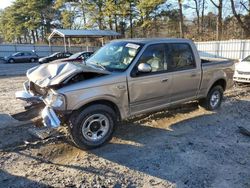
[26,62,110,88]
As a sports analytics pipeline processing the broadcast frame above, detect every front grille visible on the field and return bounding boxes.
[30,82,47,96]
[237,71,250,75]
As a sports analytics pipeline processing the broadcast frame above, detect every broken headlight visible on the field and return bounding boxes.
[44,90,66,110]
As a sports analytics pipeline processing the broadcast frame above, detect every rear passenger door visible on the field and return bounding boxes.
[24,52,31,62]
[167,43,201,102]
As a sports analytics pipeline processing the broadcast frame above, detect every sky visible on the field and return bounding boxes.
[0,0,243,20]
[0,0,14,9]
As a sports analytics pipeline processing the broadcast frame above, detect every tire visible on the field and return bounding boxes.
[8,58,15,63]
[199,85,224,111]
[69,104,117,150]
[30,58,36,63]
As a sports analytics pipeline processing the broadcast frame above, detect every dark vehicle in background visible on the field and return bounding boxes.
[38,52,72,64]
[53,51,94,63]
[4,52,38,63]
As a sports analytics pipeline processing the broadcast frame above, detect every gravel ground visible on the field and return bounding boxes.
[0,75,250,188]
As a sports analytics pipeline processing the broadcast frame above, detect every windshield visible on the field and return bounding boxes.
[242,56,250,62]
[12,52,20,56]
[85,41,142,71]
[68,52,82,59]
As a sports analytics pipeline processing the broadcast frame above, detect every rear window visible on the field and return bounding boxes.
[167,43,196,71]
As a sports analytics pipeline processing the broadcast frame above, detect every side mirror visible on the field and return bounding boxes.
[138,63,152,73]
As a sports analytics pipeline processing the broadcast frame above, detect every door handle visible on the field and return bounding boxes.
[191,74,197,77]
[161,78,169,83]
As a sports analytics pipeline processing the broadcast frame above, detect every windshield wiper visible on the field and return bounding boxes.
[87,62,106,70]
[96,63,106,70]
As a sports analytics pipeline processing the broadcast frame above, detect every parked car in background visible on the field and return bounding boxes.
[233,55,250,83]
[4,52,38,63]
[52,51,94,63]
[15,38,235,150]
[38,52,72,64]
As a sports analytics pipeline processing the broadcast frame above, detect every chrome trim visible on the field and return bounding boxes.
[23,80,30,92]
[15,90,42,103]
[41,107,61,128]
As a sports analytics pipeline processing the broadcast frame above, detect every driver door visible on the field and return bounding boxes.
[14,52,24,63]
[127,44,173,115]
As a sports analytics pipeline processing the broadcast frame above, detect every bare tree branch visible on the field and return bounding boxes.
[210,0,219,8]
[230,0,249,32]
[240,1,249,11]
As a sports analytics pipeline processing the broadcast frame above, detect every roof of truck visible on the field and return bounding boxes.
[113,38,193,44]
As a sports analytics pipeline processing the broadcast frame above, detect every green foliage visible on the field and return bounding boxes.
[0,0,56,43]
[1,0,250,43]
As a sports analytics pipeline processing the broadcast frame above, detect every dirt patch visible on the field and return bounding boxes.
[0,76,250,188]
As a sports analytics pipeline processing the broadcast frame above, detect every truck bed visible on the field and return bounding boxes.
[201,57,235,65]
[198,57,235,98]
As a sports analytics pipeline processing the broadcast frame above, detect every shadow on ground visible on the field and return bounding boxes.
[0,169,48,188]
[1,99,250,187]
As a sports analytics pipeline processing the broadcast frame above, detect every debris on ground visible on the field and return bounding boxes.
[238,126,250,137]
[0,76,250,187]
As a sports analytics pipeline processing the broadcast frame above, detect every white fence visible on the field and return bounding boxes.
[1,40,250,60]
[0,44,98,57]
[195,40,250,60]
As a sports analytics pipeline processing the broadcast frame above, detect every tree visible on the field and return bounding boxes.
[178,0,185,38]
[184,0,205,36]
[230,0,250,38]
[210,0,223,40]
[137,0,165,37]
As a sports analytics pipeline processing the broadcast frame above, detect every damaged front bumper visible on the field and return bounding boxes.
[15,80,42,104]
[12,102,61,129]
[15,90,42,103]
[14,81,61,129]
[41,107,61,128]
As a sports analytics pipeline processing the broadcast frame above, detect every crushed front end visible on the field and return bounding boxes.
[13,80,62,129]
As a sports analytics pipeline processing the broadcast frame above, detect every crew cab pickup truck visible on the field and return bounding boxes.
[14,38,235,149]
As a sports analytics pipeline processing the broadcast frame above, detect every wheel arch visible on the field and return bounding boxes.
[209,79,226,92]
[75,99,122,121]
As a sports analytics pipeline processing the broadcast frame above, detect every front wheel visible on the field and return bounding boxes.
[199,85,224,111]
[8,58,15,63]
[69,104,116,150]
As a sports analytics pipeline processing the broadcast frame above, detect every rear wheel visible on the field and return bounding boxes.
[30,58,36,63]
[69,104,116,150]
[199,85,224,111]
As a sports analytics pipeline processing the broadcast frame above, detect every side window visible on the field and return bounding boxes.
[82,53,87,58]
[168,43,196,71]
[57,53,62,58]
[138,44,166,73]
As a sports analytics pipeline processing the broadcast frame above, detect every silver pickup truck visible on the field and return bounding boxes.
[15,38,234,149]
